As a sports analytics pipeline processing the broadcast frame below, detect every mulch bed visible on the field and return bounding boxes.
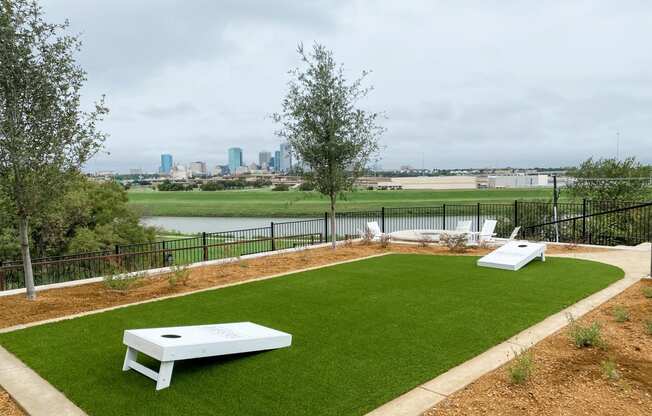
[0,389,22,416]
[426,279,652,416]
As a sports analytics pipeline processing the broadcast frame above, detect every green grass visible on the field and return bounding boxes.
[128,188,556,217]
[0,254,622,416]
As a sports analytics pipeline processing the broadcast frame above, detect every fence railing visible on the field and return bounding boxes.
[1,199,649,291]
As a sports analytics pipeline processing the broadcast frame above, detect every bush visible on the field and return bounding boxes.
[600,358,621,381]
[567,315,605,349]
[440,233,468,253]
[418,234,432,248]
[507,349,534,385]
[378,233,391,248]
[298,182,315,191]
[272,184,290,191]
[167,264,190,287]
[612,305,630,323]
[200,181,226,191]
[103,264,142,292]
[645,320,652,335]
[643,287,652,299]
[360,229,374,245]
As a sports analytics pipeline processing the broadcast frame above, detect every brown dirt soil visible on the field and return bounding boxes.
[426,279,652,416]
[0,388,22,416]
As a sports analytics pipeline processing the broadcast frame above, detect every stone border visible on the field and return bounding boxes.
[366,251,645,416]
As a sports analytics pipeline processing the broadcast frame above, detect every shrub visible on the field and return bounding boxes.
[168,264,190,287]
[642,287,652,299]
[645,320,652,335]
[600,358,621,381]
[507,349,534,385]
[360,229,374,245]
[103,265,142,292]
[567,315,605,349]
[343,235,354,247]
[612,305,630,323]
[272,184,290,191]
[298,182,315,191]
[378,233,391,248]
[417,234,432,248]
[440,233,468,253]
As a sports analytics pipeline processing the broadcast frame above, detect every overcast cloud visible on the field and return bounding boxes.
[41,0,652,172]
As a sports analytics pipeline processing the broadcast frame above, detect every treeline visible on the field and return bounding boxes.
[156,179,272,192]
[0,176,156,260]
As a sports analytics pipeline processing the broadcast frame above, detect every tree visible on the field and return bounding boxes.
[0,0,108,299]
[274,43,384,248]
[567,157,651,201]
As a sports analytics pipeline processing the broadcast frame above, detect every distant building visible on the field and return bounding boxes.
[274,150,281,172]
[189,161,207,177]
[129,168,143,175]
[228,147,243,175]
[390,176,477,190]
[171,165,189,180]
[160,154,173,174]
[488,175,549,188]
[279,142,291,172]
[212,165,229,177]
[259,151,272,168]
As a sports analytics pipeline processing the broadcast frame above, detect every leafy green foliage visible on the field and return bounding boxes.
[600,358,621,381]
[612,305,630,323]
[274,43,384,246]
[567,157,651,201]
[645,320,652,335]
[157,180,193,191]
[567,315,605,349]
[272,184,290,191]
[167,264,190,287]
[507,349,534,385]
[642,286,652,299]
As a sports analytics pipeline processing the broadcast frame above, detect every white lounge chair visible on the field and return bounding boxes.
[508,226,521,240]
[365,221,385,241]
[477,219,498,244]
[454,220,472,233]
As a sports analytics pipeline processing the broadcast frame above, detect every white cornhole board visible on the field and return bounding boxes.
[477,241,546,271]
[122,322,292,390]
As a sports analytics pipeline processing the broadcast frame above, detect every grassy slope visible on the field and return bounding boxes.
[0,255,622,416]
[128,188,556,217]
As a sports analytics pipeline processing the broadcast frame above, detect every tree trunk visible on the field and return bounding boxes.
[18,217,36,300]
[330,196,337,249]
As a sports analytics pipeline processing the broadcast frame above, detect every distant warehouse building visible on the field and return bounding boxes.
[488,175,549,188]
[390,176,477,190]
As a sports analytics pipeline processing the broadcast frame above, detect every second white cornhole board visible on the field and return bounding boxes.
[122,322,292,390]
[477,241,546,271]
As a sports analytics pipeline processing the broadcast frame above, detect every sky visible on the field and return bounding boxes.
[40,0,652,172]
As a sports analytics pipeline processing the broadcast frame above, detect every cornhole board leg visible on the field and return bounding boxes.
[122,346,175,390]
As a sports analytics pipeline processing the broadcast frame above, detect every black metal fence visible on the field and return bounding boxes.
[1,200,649,291]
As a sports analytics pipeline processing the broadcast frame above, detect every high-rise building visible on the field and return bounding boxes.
[259,151,272,168]
[160,154,173,174]
[274,150,281,172]
[279,142,291,172]
[189,161,207,177]
[228,147,243,174]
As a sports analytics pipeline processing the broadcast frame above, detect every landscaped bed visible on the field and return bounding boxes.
[0,253,622,416]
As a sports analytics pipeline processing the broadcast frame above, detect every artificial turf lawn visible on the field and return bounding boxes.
[0,254,623,416]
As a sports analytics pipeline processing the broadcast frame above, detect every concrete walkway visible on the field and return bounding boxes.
[366,247,650,416]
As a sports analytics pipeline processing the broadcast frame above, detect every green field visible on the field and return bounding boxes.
[0,254,622,416]
[128,188,557,217]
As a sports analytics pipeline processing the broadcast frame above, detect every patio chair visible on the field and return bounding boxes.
[477,219,498,244]
[508,226,521,240]
[454,220,472,233]
[365,221,385,241]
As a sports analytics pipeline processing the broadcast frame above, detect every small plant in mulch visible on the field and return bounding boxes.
[642,286,652,299]
[343,235,354,247]
[612,305,630,323]
[567,314,606,349]
[378,234,391,249]
[507,348,534,385]
[440,233,468,253]
[360,229,374,245]
[600,358,621,381]
[645,319,652,335]
[167,264,191,287]
[103,272,142,293]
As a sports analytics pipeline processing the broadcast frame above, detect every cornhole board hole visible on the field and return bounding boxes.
[477,241,546,271]
[122,322,292,390]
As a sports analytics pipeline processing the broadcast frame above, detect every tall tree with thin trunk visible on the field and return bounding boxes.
[274,43,384,248]
[0,0,107,299]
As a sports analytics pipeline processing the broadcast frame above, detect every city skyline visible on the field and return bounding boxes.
[40,1,652,173]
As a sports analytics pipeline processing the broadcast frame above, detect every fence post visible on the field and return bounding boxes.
[514,200,518,227]
[161,240,167,266]
[0,261,4,291]
[582,198,587,243]
[202,232,208,261]
[442,204,446,230]
[324,212,329,243]
[381,207,385,233]
[270,222,276,251]
[476,202,481,231]
[114,244,119,255]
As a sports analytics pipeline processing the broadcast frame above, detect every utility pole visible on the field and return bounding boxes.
[553,175,559,242]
